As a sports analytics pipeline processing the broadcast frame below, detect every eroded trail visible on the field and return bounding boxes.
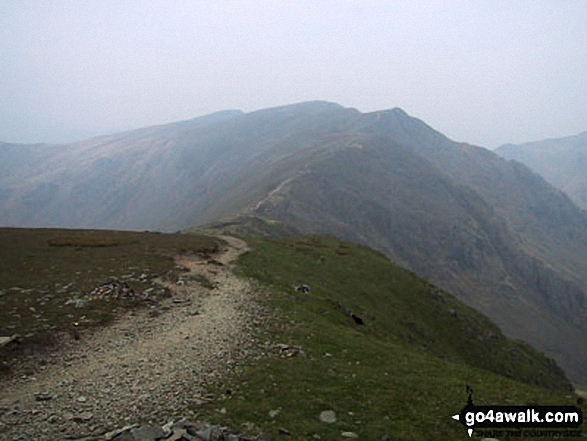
[0,236,260,440]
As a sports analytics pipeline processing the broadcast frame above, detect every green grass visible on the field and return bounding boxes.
[46,235,136,247]
[0,228,221,370]
[193,235,582,440]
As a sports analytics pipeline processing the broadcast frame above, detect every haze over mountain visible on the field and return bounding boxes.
[497,132,587,211]
[1,101,586,387]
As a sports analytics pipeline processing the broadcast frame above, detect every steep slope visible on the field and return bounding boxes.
[2,101,587,387]
[497,132,587,211]
[198,236,578,440]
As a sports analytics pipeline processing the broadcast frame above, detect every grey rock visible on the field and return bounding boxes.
[319,410,337,424]
[129,425,167,440]
[0,335,18,348]
[104,424,140,440]
[211,426,226,440]
[64,298,87,308]
[194,426,212,440]
[72,412,93,422]
[111,432,135,441]
[341,432,359,439]
[162,421,174,433]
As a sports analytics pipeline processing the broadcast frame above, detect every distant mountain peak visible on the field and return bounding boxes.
[388,107,409,116]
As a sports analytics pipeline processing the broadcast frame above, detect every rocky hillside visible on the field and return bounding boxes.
[497,132,587,211]
[1,102,587,387]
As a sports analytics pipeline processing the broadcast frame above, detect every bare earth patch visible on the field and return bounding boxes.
[0,236,262,440]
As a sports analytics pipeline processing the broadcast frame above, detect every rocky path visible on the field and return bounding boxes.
[0,237,263,441]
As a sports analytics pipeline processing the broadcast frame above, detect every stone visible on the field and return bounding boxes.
[64,298,87,308]
[72,412,93,422]
[296,284,311,293]
[341,432,359,439]
[278,427,292,436]
[194,426,212,440]
[166,431,187,441]
[0,335,18,348]
[104,424,139,440]
[319,410,337,424]
[275,343,304,358]
[129,425,167,440]
[211,426,226,441]
[268,409,280,418]
[162,421,174,433]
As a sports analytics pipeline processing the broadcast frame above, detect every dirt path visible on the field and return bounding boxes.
[0,237,261,441]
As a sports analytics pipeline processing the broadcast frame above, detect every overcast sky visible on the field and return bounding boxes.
[1,1,586,148]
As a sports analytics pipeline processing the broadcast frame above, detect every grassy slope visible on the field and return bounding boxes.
[195,236,581,440]
[0,228,221,369]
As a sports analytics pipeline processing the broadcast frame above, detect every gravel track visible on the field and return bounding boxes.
[0,236,261,440]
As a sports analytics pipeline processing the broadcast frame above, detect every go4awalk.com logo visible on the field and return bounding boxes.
[452,386,583,438]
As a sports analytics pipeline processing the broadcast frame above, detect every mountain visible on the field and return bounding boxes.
[497,132,587,211]
[1,101,587,387]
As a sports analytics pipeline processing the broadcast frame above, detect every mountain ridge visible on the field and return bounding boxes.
[1,101,587,387]
[497,131,587,211]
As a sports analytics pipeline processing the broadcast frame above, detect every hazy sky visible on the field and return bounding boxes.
[1,1,586,148]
